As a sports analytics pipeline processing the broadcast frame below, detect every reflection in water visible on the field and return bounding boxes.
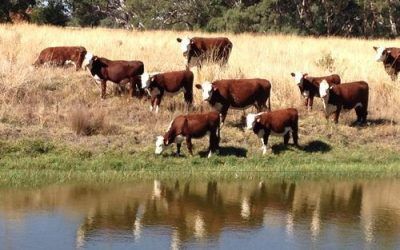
[1,180,400,249]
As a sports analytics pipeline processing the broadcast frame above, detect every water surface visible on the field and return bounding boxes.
[1,179,400,249]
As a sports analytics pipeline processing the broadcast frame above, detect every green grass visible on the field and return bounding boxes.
[1,138,400,187]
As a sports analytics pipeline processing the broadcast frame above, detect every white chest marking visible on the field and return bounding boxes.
[174,135,185,144]
[303,91,310,98]
[93,74,103,84]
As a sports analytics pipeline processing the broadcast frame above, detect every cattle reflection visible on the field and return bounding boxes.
[1,180,400,248]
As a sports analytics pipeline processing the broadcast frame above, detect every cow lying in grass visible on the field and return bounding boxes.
[246,108,299,155]
[155,111,220,158]
[319,80,369,124]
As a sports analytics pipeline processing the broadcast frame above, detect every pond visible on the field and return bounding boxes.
[1,179,400,249]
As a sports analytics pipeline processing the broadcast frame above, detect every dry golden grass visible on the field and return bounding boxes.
[0,23,399,154]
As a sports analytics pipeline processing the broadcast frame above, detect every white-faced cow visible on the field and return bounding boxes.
[373,46,400,81]
[34,46,87,71]
[246,109,299,155]
[290,72,341,110]
[176,37,232,68]
[83,53,144,99]
[319,80,369,124]
[155,111,220,158]
[141,70,194,113]
[195,79,271,126]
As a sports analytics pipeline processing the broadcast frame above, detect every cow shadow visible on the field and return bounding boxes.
[349,118,397,127]
[271,140,332,155]
[198,146,247,158]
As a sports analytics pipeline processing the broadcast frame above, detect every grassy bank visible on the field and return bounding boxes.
[1,24,400,187]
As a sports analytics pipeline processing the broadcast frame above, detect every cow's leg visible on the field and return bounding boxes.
[186,137,193,156]
[154,94,163,113]
[308,96,314,111]
[355,105,368,125]
[333,106,341,124]
[184,89,193,112]
[284,133,290,145]
[131,76,143,98]
[292,123,299,146]
[304,98,309,108]
[262,132,270,155]
[100,81,107,99]
[208,129,219,158]
[150,95,157,111]
[176,143,182,157]
[220,106,229,127]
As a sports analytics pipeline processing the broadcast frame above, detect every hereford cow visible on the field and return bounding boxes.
[176,37,232,68]
[246,109,299,155]
[34,46,87,71]
[290,72,341,110]
[155,111,220,158]
[83,53,144,99]
[319,80,369,124]
[141,70,194,113]
[373,46,400,81]
[195,79,271,126]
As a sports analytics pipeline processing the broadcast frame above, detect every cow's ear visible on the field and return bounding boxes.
[373,46,378,51]
[290,72,295,77]
[177,38,182,43]
[190,39,194,44]
[150,76,155,82]
[212,85,218,91]
[256,118,261,123]
[93,56,98,61]
[195,84,202,89]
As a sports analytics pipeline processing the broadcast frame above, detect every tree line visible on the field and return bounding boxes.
[1,0,400,38]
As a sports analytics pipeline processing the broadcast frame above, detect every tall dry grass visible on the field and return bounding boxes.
[0,23,399,152]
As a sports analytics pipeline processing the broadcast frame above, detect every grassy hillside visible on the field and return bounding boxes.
[0,24,400,186]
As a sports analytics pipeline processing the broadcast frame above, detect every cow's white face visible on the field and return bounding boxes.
[155,136,165,155]
[374,46,387,61]
[178,37,191,54]
[83,52,94,69]
[319,80,330,98]
[291,72,305,86]
[246,113,258,130]
[141,72,151,89]
[197,82,213,101]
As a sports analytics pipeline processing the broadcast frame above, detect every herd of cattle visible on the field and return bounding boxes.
[32,37,395,157]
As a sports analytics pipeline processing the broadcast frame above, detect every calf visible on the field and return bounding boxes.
[155,111,220,158]
[177,37,232,68]
[34,46,87,71]
[246,109,299,155]
[290,72,341,110]
[319,80,369,124]
[141,70,194,113]
[195,79,271,125]
[373,46,400,81]
[83,54,144,99]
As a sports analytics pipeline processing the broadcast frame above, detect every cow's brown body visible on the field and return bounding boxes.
[247,109,299,154]
[143,70,194,112]
[375,47,400,81]
[88,56,144,99]
[158,111,220,157]
[296,74,341,109]
[196,79,271,125]
[322,81,369,124]
[34,46,87,71]
[178,37,232,68]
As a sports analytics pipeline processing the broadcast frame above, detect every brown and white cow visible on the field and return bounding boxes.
[195,79,271,126]
[176,37,232,68]
[290,72,341,110]
[246,109,299,155]
[83,53,144,99]
[155,111,220,158]
[373,46,400,81]
[319,80,369,124]
[141,70,194,113]
[34,46,87,71]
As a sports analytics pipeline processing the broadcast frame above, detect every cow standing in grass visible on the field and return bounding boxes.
[196,78,271,126]
[319,80,369,124]
[177,37,232,68]
[155,111,220,158]
[83,53,144,99]
[34,46,87,71]
[290,72,341,110]
[141,70,194,113]
[246,109,299,155]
